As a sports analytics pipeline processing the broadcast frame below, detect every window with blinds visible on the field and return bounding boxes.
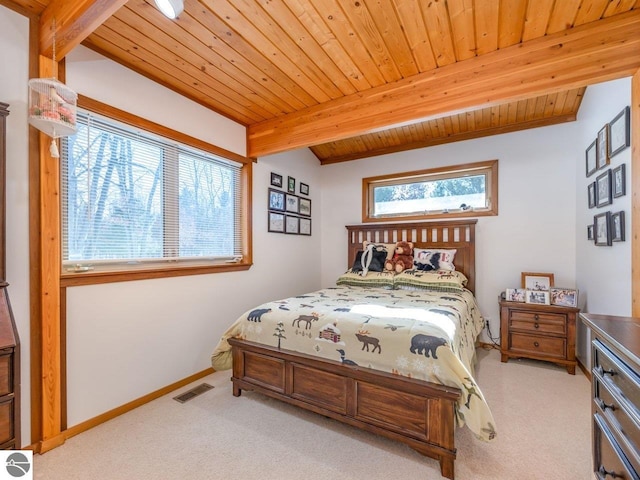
[61,111,244,269]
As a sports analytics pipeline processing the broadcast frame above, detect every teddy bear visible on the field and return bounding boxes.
[384,241,414,273]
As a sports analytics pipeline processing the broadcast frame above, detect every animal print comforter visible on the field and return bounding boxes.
[211,285,496,441]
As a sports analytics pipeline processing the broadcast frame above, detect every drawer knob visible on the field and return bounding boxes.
[596,398,616,412]
[533,341,539,348]
[598,465,621,478]
[595,366,617,377]
[534,323,539,329]
[534,314,539,320]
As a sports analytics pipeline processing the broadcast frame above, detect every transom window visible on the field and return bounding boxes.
[363,160,498,222]
[61,109,248,273]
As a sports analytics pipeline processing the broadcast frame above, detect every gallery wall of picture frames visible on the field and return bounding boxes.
[585,106,629,247]
[268,172,311,236]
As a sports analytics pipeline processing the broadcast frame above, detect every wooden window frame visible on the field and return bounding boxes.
[362,160,498,223]
[60,95,253,287]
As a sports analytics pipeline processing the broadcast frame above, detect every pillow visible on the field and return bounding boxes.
[394,269,468,292]
[351,248,387,273]
[336,270,395,288]
[413,248,457,271]
[363,241,395,262]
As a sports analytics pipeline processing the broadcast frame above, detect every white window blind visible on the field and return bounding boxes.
[61,111,243,268]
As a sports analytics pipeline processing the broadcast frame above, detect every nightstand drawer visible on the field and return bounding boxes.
[509,333,566,358]
[509,311,567,335]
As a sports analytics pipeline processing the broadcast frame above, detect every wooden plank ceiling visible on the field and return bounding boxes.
[9,0,640,163]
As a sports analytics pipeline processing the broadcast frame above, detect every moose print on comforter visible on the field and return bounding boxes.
[211,285,496,442]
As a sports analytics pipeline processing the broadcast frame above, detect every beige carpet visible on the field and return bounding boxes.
[34,349,592,480]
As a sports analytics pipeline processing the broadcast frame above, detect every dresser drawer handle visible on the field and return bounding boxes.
[595,366,617,377]
[596,398,616,412]
[598,465,622,478]
[533,341,539,348]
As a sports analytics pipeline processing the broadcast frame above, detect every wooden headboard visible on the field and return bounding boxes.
[346,220,477,293]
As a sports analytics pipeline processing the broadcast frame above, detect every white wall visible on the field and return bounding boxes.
[575,78,632,367]
[319,123,580,341]
[63,49,322,425]
[0,5,32,446]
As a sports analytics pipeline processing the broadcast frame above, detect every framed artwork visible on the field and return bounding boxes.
[550,288,578,308]
[587,182,596,209]
[596,125,609,170]
[268,212,285,233]
[285,194,299,213]
[612,164,626,198]
[611,211,625,242]
[525,290,550,305]
[608,106,630,158]
[596,169,612,208]
[285,215,299,234]
[300,183,309,195]
[270,172,283,188]
[287,176,296,193]
[268,188,285,211]
[521,272,554,291]
[298,198,311,216]
[505,288,526,302]
[585,140,597,177]
[299,217,311,236]
[594,211,612,246]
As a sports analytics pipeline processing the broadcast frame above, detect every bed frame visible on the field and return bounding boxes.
[229,220,477,480]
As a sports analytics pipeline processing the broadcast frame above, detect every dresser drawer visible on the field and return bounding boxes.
[594,375,640,473]
[594,413,639,480]
[593,340,640,420]
[0,398,14,445]
[509,311,567,335]
[509,332,565,358]
[0,353,13,397]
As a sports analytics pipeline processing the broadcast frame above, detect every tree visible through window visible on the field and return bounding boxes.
[62,112,242,267]
[363,160,498,222]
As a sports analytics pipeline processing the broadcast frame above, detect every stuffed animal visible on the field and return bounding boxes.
[385,241,414,273]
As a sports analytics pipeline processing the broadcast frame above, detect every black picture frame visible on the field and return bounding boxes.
[587,182,596,209]
[594,211,612,246]
[585,140,597,177]
[299,217,311,236]
[287,176,295,193]
[285,193,299,213]
[285,215,299,234]
[612,163,626,198]
[595,169,612,208]
[268,212,285,233]
[587,225,594,241]
[268,188,285,211]
[300,182,309,195]
[298,198,311,217]
[611,211,625,242]
[270,172,283,188]
[608,106,630,158]
[596,125,609,170]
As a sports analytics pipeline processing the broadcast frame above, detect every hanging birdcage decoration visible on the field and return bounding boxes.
[27,20,77,158]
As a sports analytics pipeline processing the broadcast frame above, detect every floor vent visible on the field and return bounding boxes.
[173,383,214,403]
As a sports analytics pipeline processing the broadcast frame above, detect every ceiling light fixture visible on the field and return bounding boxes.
[154,0,184,19]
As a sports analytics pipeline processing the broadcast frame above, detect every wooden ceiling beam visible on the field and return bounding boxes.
[248,9,640,158]
[39,0,128,58]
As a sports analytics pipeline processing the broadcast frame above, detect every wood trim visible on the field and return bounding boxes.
[0,0,40,19]
[0,103,7,282]
[248,10,640,157]
[632,69,640,317]
[577,357,591,382]
[62,367,215,442]
[78,95,251,165]
[39,0,128,59]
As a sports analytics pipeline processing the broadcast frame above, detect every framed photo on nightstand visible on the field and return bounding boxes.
[525,290,550,305]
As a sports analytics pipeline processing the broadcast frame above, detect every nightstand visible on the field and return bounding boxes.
[499,298,578,374]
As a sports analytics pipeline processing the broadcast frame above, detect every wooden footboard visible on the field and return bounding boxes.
[228,337,460,479]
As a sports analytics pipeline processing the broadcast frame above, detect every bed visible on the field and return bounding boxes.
[211,220,495,479]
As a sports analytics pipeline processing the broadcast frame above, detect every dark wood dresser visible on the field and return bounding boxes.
[581,313,640,479]
[499,299,579,374]
[0,103,19,449]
